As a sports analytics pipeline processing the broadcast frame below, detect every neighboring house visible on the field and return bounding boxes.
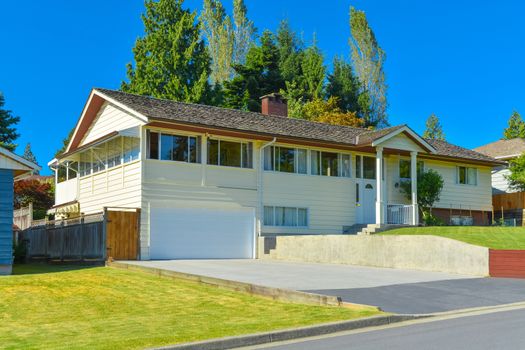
[48,88,500,260]
[474,138,525,194]
[0,147,40,275]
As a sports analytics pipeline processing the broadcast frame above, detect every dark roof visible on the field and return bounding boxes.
[93,88,501,165]
[95,88,367,146]
[426,139,500,163]
[473,138,525,159]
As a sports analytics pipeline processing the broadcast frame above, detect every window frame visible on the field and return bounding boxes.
[148,130,200,164]
[263,205,309,228]
[399,159,425,181]
[264,146,308,174]
[457,166,477,186]
[207,137,253,169]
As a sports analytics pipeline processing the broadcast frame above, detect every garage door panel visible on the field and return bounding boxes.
[150,206,255,259]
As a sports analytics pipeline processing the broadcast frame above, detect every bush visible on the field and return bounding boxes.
[422,212,444,226]
[13,240,28,264]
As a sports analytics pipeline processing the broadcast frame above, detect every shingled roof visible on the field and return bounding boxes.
[474,138,525,160]
[92,88,500,165]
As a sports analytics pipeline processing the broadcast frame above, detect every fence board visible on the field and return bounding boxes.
[106,210,139,260]
[493,192,525,210]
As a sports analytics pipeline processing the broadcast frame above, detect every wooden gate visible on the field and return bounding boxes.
[105,208,140,260]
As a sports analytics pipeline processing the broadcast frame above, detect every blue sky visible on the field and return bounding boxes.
[1,1,524,174]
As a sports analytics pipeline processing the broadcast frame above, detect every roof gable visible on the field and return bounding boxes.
[0,147,40,177]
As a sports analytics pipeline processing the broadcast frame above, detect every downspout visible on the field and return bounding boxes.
[257,137,277,239]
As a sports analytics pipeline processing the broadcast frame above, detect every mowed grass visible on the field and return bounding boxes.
[0,265,380,350]
[382,226,525,249]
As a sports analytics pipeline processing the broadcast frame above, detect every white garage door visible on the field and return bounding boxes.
[150,206,255,259]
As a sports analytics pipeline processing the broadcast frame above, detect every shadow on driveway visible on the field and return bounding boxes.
[305,277,525,314]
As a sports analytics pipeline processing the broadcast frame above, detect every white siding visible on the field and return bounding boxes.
[492,166,513,194]
[425,160,492,211]
[0,154,31,171]
[385,155,411,205]
[78,161,141,214]
[262,172,355,235]
[379,133,424,152]
[80,103,145,146]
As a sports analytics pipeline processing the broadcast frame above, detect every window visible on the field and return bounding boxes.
[457,166,477,185]
[355,183,360,203]
[56,161,78,183]
[356,155,361,178]
[148,131,199,163]
[92,146,106,173]
[264,206,308,227]
[79,151,92,177]
[399,159,425,180]
[311,151,352,177]
[123,137,140,163]
[106,138,122,169]
[208,138,252,168]
[264,146,307,174]
[362,156,376,179]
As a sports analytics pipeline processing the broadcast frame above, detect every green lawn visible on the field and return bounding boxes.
[382,226,525,249]
[0,265,380,350]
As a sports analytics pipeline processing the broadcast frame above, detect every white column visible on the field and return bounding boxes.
[410,151,419,225]
[201,135,207,187]
[375,147,384,225]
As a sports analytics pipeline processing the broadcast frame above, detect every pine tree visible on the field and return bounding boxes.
[423,114,445,140]
[327,56,361,113]
[223,30,284,111]
[349,7,388,127]
[0,92,20,152]
[276,20,303,83]
[503,111,525,139]
[121,0,211,103]
[22,143,39,174]
[232,0,256,65]
[301,36,325,100]
[200,0,234,84]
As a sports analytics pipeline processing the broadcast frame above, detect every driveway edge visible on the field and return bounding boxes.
[107,261,378,311]
[148,314,427,350]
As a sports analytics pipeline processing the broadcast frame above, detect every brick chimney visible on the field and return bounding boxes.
[260,93,287,117]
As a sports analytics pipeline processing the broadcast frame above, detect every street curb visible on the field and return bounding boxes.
[149,314,428,350]
[107,261,378,311]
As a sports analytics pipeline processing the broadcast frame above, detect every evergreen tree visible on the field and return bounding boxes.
[200,0,233,84]
[349,7,388,127]
[232,0,256,65]
[22,143,39,174]
[276,20,303,83]
[223,30,284,111]
[121,0,211,103]
[301,36,325,100]
[327,56,361,113]
[423,114,446,140]
[0,92,20,152]
[503,111,525,139]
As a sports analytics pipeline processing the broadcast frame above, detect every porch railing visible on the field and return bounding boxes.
[387,204,413,225]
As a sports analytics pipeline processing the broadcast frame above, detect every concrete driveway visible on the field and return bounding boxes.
[126,259,525,314]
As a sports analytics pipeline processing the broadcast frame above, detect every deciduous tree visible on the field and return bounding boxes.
[349,7,388,127]
[506,153,525,191]
[121,0,211,103]
[232,0,256,65]
[301,36,325,100]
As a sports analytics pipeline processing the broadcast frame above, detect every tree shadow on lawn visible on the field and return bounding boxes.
[12,263,101,275]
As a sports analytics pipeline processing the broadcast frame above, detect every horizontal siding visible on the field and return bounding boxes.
[80,103,144,146]
[78,161,141,214]
[492,167,513,194]
[426,160,492,211]
[0,154,30,172]
[0,169,14,265]
[380,133,424,152]
[262,172,355,234]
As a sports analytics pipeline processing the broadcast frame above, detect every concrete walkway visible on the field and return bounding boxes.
[124,259,525,314]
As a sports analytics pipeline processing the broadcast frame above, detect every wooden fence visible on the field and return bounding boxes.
[20,208,140,262]
[13,203,33,230]
[493,192,525,210]
[22,214,105,261]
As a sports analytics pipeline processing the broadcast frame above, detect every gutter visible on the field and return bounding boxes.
[257,137,277,239]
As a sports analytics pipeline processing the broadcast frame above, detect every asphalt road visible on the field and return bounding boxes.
[250,308,525,350]
[305,277,525,314]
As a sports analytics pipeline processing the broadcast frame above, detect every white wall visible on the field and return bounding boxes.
[492,166,513,194]
[78,161,142,214]
[80,103,145,146]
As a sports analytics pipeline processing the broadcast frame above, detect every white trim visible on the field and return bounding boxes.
[371,126,437,154]
[65,89,149,153]
[0,146,40,171]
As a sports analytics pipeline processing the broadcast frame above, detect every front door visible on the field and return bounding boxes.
[357,180,376,224]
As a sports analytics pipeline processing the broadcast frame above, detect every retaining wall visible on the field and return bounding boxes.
[259,235,490,276]
[489,250,525,278]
